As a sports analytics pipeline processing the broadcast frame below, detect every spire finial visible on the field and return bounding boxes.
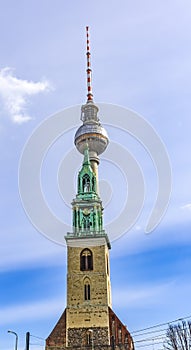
[86,26,93,102]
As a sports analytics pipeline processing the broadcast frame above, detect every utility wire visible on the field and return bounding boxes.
[134,327,190,342]
[136,340,166,348]
[30,334,45,341]
[134,335,166,344]
[133,328,169,337]
[133,325,190,344]
[131,315,191,334]
[30,344,44,348]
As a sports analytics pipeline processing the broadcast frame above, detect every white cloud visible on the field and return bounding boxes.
[0,67,51,124]
[0,298,65,326]
[112,277,191,331]
[181,203,191,211]
[0,227,66,272]
[135,225,142,231]
[112,281,174,309]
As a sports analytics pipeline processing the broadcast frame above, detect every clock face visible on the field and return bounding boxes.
[83,208,91,216]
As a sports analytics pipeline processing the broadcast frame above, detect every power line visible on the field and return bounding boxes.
[133,325,190,343]
[133,325,190,345]
[134,335,166,344]
[30,334,45,341]
[136,340,166,348]
[131,315,191,334]
[133,328,169,337]
[133,322,191,349]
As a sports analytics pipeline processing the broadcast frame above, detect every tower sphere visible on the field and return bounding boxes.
[74,122,109,156]
[74,102,109,156]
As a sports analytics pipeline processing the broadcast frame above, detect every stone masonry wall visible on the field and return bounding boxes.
[68,327,109,347]
[67,244,111,329]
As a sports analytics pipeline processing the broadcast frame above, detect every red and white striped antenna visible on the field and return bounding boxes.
[86,26,93,102]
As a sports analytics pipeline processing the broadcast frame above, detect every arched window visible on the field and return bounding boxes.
[111,317,115,336]
[125,335,129,349]
[106,255,109,275]
[80,249,93,271]
[118,326,122,343]
[82,215,91,230]
[82,174,90,192]
[78,176,80,192]
[84,279,91,301]
[86,330,93,345]
[92,176,95,192]
[86,332,91,345]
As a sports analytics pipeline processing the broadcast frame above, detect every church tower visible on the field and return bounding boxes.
[46,27,134,350]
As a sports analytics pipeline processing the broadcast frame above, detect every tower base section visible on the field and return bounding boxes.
[46,308,134,350]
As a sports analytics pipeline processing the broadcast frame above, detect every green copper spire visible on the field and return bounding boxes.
[77,145,98,199]
[69,146,106,237]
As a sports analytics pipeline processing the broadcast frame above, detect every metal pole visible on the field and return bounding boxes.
[26,332,30,350]
[8,330,18,350]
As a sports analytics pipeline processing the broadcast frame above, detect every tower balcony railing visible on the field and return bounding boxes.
[67,229,107,237]
[66,228,111,248]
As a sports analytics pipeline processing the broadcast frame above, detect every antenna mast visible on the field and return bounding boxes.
[86,26,93,102]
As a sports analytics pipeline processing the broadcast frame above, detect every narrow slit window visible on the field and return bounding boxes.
[118,327,122,343]
[84,283,90,300]
[125,335,129,346]
[87,333,91,345]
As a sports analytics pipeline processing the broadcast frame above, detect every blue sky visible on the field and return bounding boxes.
[0,1,191,350]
